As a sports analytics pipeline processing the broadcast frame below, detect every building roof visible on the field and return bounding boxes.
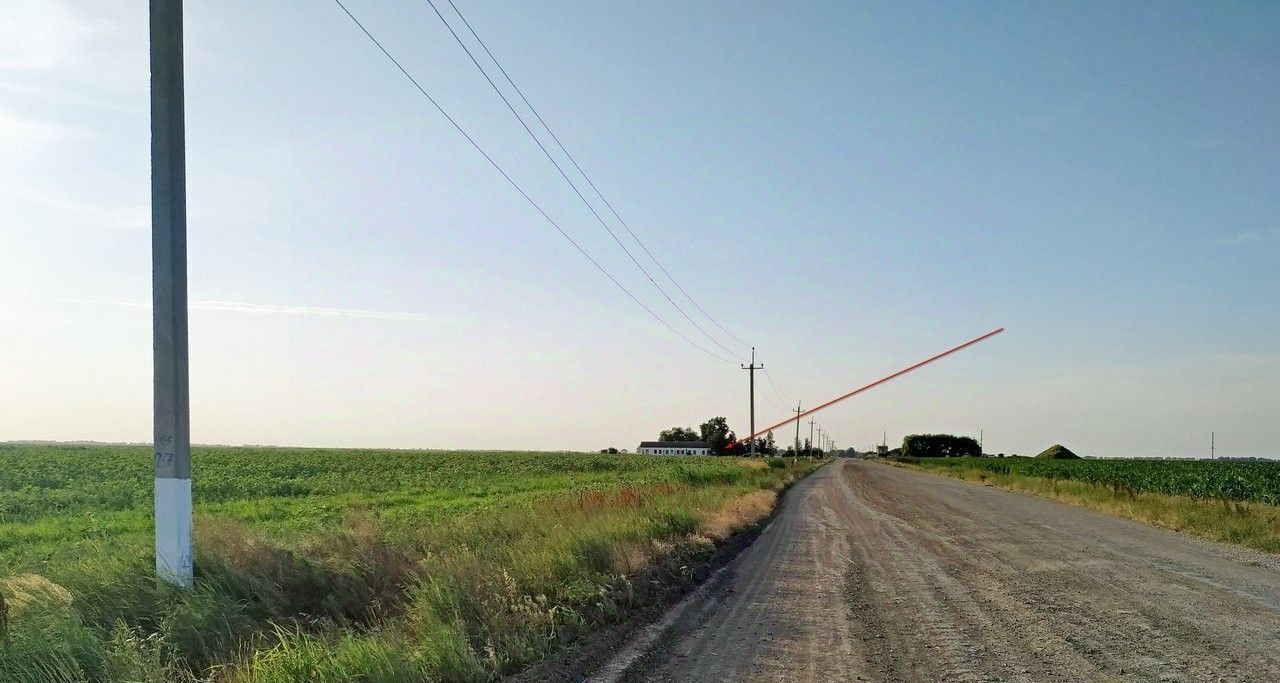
[637,441,709,449]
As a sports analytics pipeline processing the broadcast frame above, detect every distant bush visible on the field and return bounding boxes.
[901,434,981,458]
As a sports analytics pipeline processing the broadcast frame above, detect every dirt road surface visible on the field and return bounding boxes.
[603,460,1280,682]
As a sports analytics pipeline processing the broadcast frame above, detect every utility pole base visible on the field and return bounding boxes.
[155,477,193,587]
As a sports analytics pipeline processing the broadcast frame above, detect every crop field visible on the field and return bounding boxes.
[904,456,1280,504]
[0,444,817,682]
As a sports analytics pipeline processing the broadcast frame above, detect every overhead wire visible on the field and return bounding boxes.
[762,366,791,406]
[333,0,736,364]
[759,388,790,412]
[428,0,751,361]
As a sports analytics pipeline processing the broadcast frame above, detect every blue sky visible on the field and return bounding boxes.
[2,1,1277,457]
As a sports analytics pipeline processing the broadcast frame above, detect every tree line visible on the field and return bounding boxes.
[900,434,981,458]
[658,417,787,456]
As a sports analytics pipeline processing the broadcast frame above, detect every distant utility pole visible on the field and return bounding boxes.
[151,0,193,588]
[980,429,984,454]
[808,418,815,460]
[741,347,762,456]
[792,401,803,457]
[1211,431,1215,460]
[817,425,823,456]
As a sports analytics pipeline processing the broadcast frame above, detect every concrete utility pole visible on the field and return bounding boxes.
[808,418,815,460]
[817,425,823,457]
[980,429,984,455]
[792,401,802,457]
[741,347,762,456]
[151,0,193,588]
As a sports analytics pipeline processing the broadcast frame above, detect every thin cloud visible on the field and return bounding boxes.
[0,1,93,71]
[59,299,446,323]
[0,107,88,148]
[0,185,146,231]
[0,79,140,113]
[0,107,144,232]
[0,1,140,94]
[1218,228,1280,245]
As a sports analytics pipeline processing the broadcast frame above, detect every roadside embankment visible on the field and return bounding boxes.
[0,445,824,682]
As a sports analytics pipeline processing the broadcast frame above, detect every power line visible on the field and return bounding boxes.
[422,0,745,362]
[333,0,735,364]
[431,0,751,359]
[440,0,751,352]
[759,388,790,412]
[762,366,790,405]
[756,367,790,411]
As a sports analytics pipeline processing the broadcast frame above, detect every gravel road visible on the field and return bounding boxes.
[604,460,1280,682]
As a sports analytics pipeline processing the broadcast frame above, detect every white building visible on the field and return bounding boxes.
[636,440,710,456]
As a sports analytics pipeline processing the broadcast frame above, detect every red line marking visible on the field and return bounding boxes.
[738,327,1005,444]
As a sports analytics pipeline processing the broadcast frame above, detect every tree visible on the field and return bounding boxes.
[699,417,733,455]
[750,431,778,456]
[901,434,981,458]
[659,426,701,442]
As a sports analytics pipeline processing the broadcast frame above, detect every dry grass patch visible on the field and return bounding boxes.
[699,489,777,541]
[2,574,73,615]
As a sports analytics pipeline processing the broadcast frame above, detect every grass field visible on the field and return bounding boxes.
[0,444,819,682]
[897,456,1280,554]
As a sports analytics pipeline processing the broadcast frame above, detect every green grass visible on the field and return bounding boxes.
[895,457,1280,555]
[0,444,820,682]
